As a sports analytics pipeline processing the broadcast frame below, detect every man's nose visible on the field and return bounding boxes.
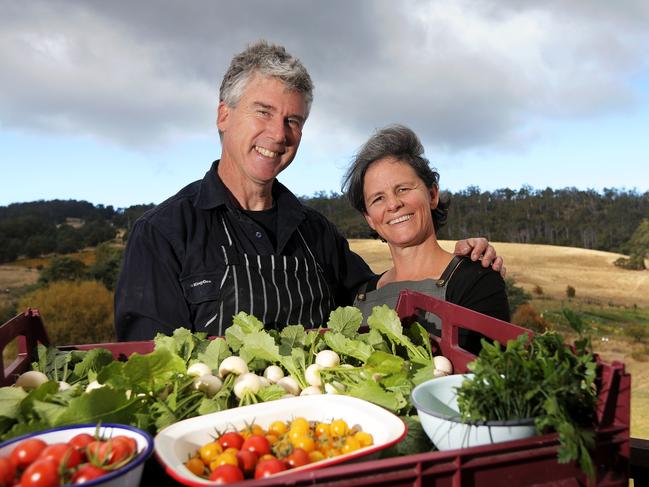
[267,117,288,143]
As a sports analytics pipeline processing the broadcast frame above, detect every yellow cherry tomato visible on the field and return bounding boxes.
[342,436,361,454]
[268,420,288,436]
[290,417,310,434]
[209,452,239,471]
[291,435,316,453]
[330,419,349,438]
[185,457,205,476]
[315,422,331,438]
[198,441,223,464]
[353,431,374,447]
[308,450,326,463]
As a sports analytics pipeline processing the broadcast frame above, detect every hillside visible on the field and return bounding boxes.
[349,239,649,307]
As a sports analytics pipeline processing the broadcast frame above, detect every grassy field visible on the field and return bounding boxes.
[349,239,649,439]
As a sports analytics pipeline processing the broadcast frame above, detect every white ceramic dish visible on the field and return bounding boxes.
[155,394,407,486]
[0,423,154,487]
[412,374,537,450]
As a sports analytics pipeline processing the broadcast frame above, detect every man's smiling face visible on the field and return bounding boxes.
[217,74,307,187]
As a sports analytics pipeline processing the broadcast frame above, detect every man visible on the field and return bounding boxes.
[115,41,502,341]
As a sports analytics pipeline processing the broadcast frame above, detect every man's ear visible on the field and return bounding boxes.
[217,101,230,132]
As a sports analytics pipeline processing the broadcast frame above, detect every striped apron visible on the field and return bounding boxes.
[199,215,335,336]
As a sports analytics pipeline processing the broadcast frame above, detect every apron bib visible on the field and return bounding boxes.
[199,215,334,335]
[354,255,465,336]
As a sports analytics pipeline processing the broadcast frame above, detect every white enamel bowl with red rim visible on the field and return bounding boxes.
[154,394,407,486]
[0,423,154,486]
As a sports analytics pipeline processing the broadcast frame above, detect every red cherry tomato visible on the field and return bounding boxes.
[67,433,94,452]
[254,458,287,479]
[71,464,107,484]
[112,435,137,455]
[217,432,244,451]
[208,464,245,484]
[241,435,270,457]
[286,447,310,468]
[98,438,131,465]
[10,438,47,469]
[0,456,17,486]
[235,449,257,475]
[39,443,82,469]
[20,458,59,487]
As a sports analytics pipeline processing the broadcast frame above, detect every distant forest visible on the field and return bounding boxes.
[0,186,648,264]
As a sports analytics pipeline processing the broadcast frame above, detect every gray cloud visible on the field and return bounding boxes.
[0,0,647,151]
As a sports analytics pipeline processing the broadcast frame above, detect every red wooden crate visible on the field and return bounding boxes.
[0,290,631,486]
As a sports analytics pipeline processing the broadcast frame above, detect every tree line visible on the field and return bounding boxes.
[1,186,648,265]
[304,186,649,256]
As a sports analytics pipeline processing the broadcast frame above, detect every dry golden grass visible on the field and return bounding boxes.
[349,239,649,307]
[350,239,649,439]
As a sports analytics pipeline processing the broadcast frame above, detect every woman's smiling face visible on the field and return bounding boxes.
[362,157,439,248]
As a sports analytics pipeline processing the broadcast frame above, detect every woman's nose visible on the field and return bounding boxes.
[386,194,403,211]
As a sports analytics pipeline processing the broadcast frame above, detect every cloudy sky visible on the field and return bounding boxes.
[2,0,648,208]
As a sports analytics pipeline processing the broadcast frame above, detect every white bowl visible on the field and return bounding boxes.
[155,394,407,486]
[411,374,537,450]
[0,423,154,487]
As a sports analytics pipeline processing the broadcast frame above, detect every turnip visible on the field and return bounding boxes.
[218,356,248,378]
[15,371,49,390]
[263,365,284,384]
[57,381,72,392]
[85,380,104,393]
[305,363,322,387]
[300,385,322,395]
[324,382,342,394]
[433,355,453,377]
[187,362,212,377]
[233,372,262,399]
[276,376,301,396]
[258,376,270,388]
[315,349,340,368]
[193,374,223,397]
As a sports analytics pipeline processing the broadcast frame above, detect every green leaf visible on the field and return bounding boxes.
[379,415,432,458]
[121,349,186,388]
[51,387,145,426]
[346,380,405,412]
[240,330,281,364]
[72,348,114,380]
[225,313,264,351]
[279,325,307,353]
[327,307,362,337]
[323,332,373,363]
[0,387,28,420]
[366,351,404,374]
[197,338,231,370]
[411,364,435,386]
[257,385,286,402]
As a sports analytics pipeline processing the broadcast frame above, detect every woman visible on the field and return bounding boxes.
[342,125,509,351]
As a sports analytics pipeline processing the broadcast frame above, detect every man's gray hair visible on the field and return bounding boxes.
[220,40,314,117]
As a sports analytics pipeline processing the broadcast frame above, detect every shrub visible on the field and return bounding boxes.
[624,324,648,343]
[505,278,532,316]
[533,285,544,295]
[566,285,576,299]
[17,280,115,345]
[511,304,550,333]
[38,256,87,285]
[614,255,646,270]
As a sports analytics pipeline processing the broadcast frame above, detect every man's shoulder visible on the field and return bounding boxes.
[136,179,203,230]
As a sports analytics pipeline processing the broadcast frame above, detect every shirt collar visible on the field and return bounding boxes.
[193,160,307,221]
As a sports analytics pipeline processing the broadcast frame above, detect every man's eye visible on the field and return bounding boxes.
[287,118,302,129]
[257,110,270,117]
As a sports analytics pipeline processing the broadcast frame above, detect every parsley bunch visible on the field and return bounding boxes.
[456,312,598,478]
